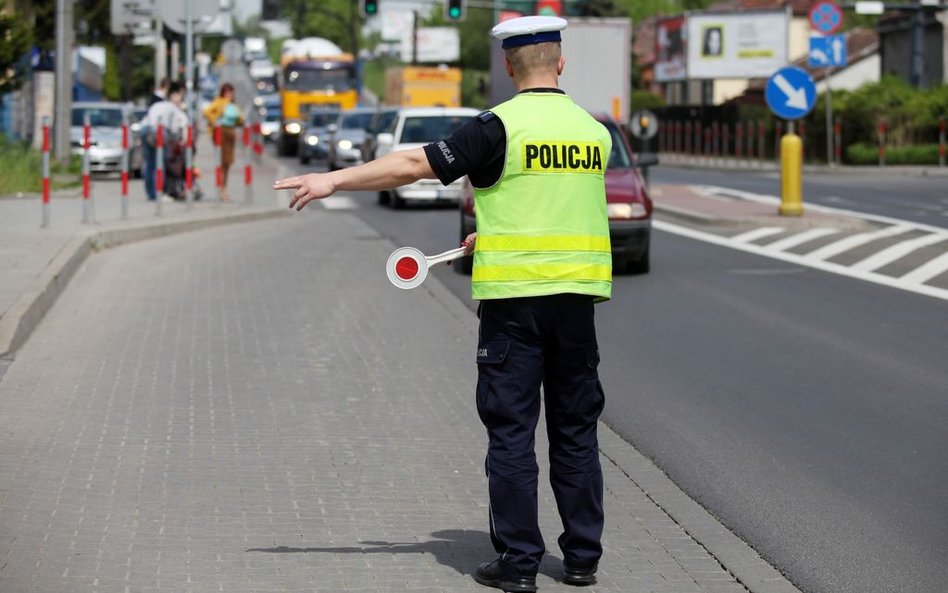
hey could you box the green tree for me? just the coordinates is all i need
[280,0,363,54]
[0,11,32,94]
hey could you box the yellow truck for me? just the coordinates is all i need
[278,37,359,156]
[384,67,461,108]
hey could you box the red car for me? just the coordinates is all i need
[456,114,654,275]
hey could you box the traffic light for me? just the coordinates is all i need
[360,0,379,18]
[444,0,466,22]
[262,0,280,20]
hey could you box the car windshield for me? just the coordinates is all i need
[284,67,354,92]
[400,115,470,144]
[309,111,338,126]
[604,122,632,169]
[72,107,124,127]
[340,112,373,130]
[371,111,399,134]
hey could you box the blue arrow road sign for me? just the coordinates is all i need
[766,67,817,120]
[809,35,848,68]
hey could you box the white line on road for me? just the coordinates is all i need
[899,251,948,284]
[653,220,948,302]
[805,225,912,261]
[764,228,839,251]
[849,232,948,273]
[730,227,785,243]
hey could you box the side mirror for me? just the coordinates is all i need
[635,152,659,168]
[376,132,394,148]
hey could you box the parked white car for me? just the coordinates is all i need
[375,107,480,208]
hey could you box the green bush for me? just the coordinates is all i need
[845,142,942,165]
[0,136,80,195]
[631,89,665,112]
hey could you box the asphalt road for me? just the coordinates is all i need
[652,165,948,228]
[277,153,948,593]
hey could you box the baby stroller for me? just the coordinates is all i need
[163,132,204,201]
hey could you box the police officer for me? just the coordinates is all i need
[274,16,611,593]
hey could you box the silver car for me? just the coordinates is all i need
[71,102,140,175]
[326,108,376,171]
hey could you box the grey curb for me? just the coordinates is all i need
[0,206,290,359]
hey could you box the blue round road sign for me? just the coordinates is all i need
[809,2,844,34]
[766,67,817,120]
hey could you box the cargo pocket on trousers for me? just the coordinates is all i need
[475,341,510,426]
[577,346,605,423]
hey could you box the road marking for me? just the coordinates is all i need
[653,220,948,302]
[849,232,948,272]
[805,225,912,261]
[320,196,357,210]
[731,227,785,243]
[899,251,948,284]
[764,227,839,251]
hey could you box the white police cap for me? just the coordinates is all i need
[491,16,567,50]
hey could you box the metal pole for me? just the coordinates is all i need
[54,0,72,165]
[412,10,419,65]
[41,116,51,228]
[121,114,130,219]
[185,0,194,206]
[939,115,945,167]
[243,124,253,204]
[825,67,834,166]
[156,122,165,216]
[82,112,92,224]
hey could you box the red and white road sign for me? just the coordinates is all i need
[386,246,466,290]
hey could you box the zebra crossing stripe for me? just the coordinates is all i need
[899,251,948,285]
[805,225,912,261]
[764,228,839,251]
[849,232,948,273]
[731,227,785,243]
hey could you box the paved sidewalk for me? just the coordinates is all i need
[0,134,293,358]
[0,206,804,593]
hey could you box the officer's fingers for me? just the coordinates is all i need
[273,176,301,190]
[295,195,313,211]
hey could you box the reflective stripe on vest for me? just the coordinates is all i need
[477,234,612,253]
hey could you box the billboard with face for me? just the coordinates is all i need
[655,16,687,82]
[686,9,789,79]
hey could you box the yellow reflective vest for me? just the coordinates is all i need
[472,92,613,301]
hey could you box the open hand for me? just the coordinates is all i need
[273,173,335,211]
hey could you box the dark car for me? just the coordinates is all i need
[298,108,340,164]
[361,107,400,163]
[457,115,653,275]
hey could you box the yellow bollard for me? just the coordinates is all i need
[779,132,804,216]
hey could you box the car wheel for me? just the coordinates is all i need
[626,244,650,275]
[377,191,390,206]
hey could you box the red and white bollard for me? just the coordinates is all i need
[41,116,51,228]
[214,125,223,202]
[252,121,263,161]
[185,124,194,206]
[82,112,93,223]
[155,122,165,216]
[878,119,887,167]
[243,124,253,204]
[120,116,129,219]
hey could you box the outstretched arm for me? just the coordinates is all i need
[273,147,436,211]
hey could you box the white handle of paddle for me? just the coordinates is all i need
[425,247,467,267]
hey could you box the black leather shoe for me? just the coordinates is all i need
[474,560,538,593]
[563,562,598,586]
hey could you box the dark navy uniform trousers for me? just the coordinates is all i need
[476,294,605,576]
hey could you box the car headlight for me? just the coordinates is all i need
[306,135,319,146]
[284,122,302,134]
[607,203,648,219]
[337,139,353,150]
[253,96,264,106]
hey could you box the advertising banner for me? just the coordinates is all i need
[686,10,789,79]
[655,16,687,82]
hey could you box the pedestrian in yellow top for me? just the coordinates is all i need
[274,15,610,593]
[203,83,244,201]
